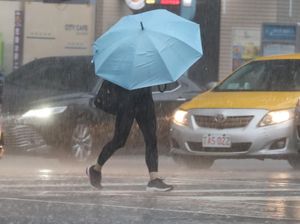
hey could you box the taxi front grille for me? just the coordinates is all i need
[187,141,251,153]
[194,115,254,129]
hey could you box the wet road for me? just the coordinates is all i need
[1,155,300,224]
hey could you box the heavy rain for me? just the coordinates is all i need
[1,0,300,223]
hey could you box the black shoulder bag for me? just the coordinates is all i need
[94,80,120,115]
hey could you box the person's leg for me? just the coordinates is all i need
[135,100,158,175]
[97,109,135,168]
[135,98,173,191]
[87,106,134,189]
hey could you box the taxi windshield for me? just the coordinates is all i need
[214,60,300,92]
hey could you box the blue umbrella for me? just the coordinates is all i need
[93,9,202,90]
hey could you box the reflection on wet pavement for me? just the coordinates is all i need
[1,155,300,223]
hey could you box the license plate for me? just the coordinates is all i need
[202,134,231,148]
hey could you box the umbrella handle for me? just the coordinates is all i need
[158,84,167,93]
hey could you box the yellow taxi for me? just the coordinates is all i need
[170,54,300,169]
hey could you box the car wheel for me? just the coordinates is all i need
[171,154,214,169]
[69,122,94,162]
[287,156,300,170]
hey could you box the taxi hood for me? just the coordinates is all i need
[181,91,300,111]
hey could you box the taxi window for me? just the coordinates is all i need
[215,60,300,91]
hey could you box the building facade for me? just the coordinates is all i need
[0,0,300,87]
[219,0,300,80]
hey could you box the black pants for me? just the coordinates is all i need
[97,92,158,172]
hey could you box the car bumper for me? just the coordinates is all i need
[170,108,299,159]
[3,116,51,154]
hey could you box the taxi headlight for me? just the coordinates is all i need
[22,106,67,119]
[173,109,188,126]
[258,109,294,127]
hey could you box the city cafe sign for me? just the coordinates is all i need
[125,0,145,10]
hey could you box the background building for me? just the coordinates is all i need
[0,0,300,88]
[219,0,300,80]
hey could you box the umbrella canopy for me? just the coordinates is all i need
[93,9,203,90]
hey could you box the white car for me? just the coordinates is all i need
[170,54,300,169]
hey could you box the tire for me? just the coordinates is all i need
[67,118,95,162]
[172,154,214,169]
[287,156,300,170]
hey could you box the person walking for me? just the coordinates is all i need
[86,83,173,192]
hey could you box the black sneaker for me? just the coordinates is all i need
[86,165,102,189]
[146,178,173,192]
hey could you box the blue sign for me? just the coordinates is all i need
[263,24,296,41]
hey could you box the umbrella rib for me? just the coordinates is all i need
[143,30,202,81]
[142,33,173,81]
[149,29,202,55]
[94,33,136,78]
[147,20,202,51]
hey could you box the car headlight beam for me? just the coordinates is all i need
[173,109,188,126]
[22,106,67,119]
[258,109,294,127]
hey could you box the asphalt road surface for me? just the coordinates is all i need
[1,154,300,224]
